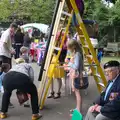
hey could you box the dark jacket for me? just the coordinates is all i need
[23,34,31,47]
[14,31,24,44]
[95,74,120,120]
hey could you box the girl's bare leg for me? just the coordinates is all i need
[74,89,82,112]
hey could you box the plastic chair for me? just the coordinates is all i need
[71,109,83,120]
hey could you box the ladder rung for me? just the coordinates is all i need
[62,11,72,17]
[54,47,61,51]
[86,55,93,58]
[61,27,66,30]
[83,45,89,48]
[85,64,97,67]
[61,17,65,21]
[79,35,84,38]
[79,26,82,30]
[94,73,101,78]
[98,83,105,88]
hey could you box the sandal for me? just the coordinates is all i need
[54,92,61,99]
[47,92,54,98]
[32,113,42,120]
[0,113,7,119]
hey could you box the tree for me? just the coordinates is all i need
[0,0,56,24]
[85,0,120,43]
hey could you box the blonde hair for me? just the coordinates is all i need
[15,58,25,64]
[67,40,84,70]
[20,46,28,53]
[67,40,83,56]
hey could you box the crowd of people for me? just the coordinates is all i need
[0,21,119,120]
[0,0,120,119]
[46,25,120,120]
[0,23,42,120]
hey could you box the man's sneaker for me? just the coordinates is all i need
[32,113,42,120]
[0,113,7,119]
[9,103,14,108]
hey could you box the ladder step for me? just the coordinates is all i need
[85,64,97,67]
[61,17,65,21]
[98,82,105,88]
[94,73,101,78]
[62,11,72,17]
[54,47,61,51]
[83,45,89,48]
[86,55,93,59]
[61,27,66,30]
[79,26,82,30]
[79,35,84,38]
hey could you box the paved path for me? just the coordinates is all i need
[4,63,99,120]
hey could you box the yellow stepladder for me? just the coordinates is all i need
[38,0,107,110]
[40,10,73,109]
[67,0,107,92]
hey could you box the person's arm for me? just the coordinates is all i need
[68,53,80,70]
[2,34,10,51]
[28,65,34,82]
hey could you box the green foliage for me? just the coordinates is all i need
[0,0,120,43]
[0,0,56,24]
[85,0,120,43]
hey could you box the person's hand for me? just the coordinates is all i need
[11,49,16,54]
[95,105,101,112]
[63,64,70,71]
[65,58,70,63]
[89,104,99,112]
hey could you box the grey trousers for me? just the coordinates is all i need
[85,106,112,120]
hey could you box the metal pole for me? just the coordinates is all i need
[38,0,61,81]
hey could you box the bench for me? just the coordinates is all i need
[104,42,120,56]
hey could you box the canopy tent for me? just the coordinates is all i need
[21,23,49,34]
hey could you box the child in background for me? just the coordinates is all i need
[20,47,31,107]
[47,50,65,99]
[30,42,36,62]
[66,40,84,113]
[20,46,29,63]
[97,48,103,63]
[0,63,13,110]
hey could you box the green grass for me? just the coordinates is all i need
[102,56,120,64]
